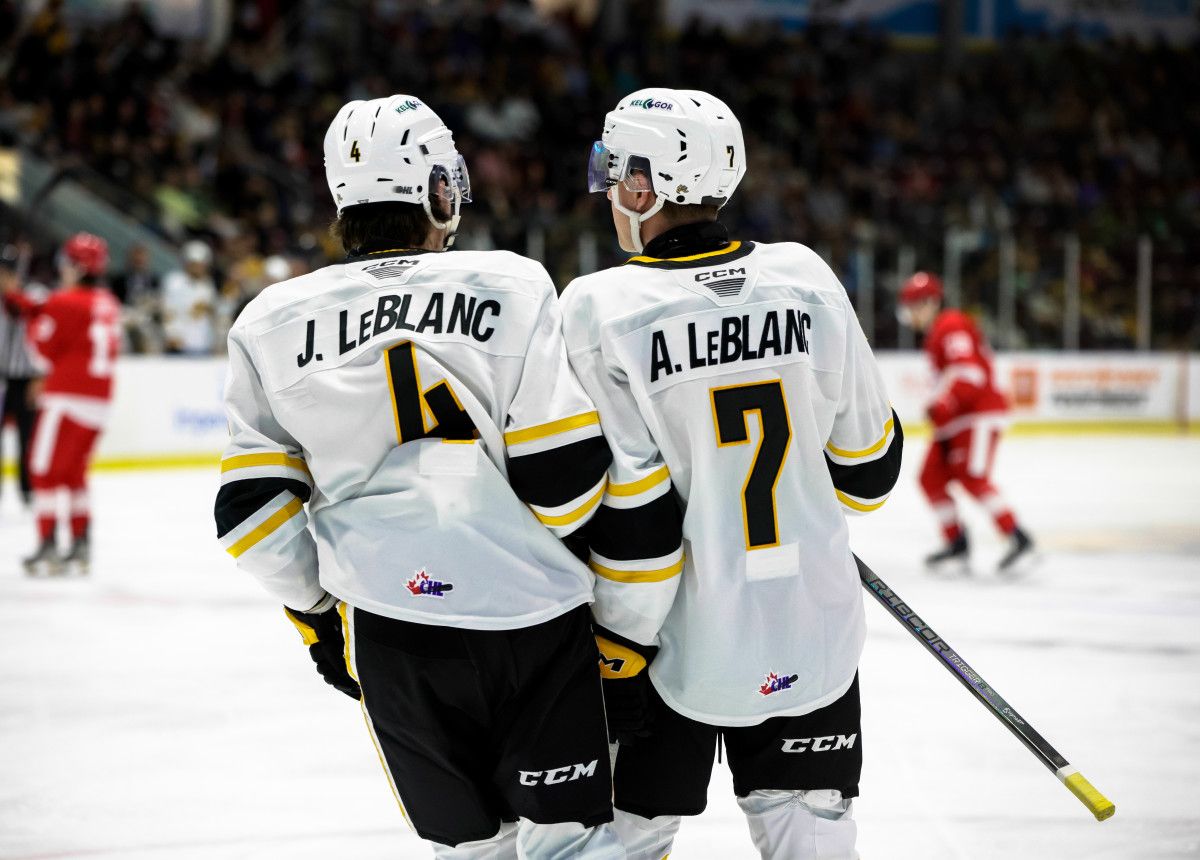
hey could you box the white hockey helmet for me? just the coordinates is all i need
[324,95,471,246]
[588,88,746,252]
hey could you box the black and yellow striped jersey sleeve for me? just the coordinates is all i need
[824,314,904,515]
[504,289,612,538]
[505,411,611,538]
[215,334,325,612]
[560,292,685,647]
[588,465,684,584]
[825,409,903,513]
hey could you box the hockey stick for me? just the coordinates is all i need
[855,554,1116,821]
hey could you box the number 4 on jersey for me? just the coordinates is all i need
[711,380,791,550]
[384,341,477,443]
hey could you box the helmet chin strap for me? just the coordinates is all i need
[613,193,666,254]
[422,187,462,250]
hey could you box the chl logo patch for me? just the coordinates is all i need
[759,672,799,696]
[406,569,453,597]
[781,734,858,754]
[519,759,598,786]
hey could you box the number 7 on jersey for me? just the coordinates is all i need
[710,380,792,550]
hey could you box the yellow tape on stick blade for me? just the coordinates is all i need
[1061,770,1116,821]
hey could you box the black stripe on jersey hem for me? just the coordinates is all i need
[215,477,312,538]
[588,491,683,562]
[624,241,756,270]
[507,436,612,508]
[824,411,904,502]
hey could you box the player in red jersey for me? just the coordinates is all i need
[1,233,121,574]
[898,272,1034,573]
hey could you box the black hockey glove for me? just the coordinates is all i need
[284,604,361,700]
[595,625,658,746]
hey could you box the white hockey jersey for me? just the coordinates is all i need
[216,248,611,630]
[562,226,902,725]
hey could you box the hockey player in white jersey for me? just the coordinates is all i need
[562,88,904,859]
[214,95,623,859]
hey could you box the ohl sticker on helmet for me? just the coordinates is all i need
[629,98,673,111]
[395,99,422,114]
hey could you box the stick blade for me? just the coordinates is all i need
[1063,771,1116,821]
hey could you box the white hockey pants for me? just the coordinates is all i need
[432,819,624,859]
[614,789,857,860]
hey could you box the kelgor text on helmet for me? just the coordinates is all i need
[628,97,674,111]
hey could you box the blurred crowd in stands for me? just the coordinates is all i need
[0,0,1197,354]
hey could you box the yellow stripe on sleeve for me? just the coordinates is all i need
[607,465,670,497]
[590,555,685,583]
[227,497,304,558]
[532,481,606,527]
[835,489,888,513]
[826,416,894,459]
[504,411,600,446]
[221,452,310,475]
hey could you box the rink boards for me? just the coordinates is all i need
[2,352,1198,474]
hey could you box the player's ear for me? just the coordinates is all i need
[622,170,656,213]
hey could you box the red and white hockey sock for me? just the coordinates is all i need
[933,501,963,543]
[70,490,90,541]
[33,490,57,542]
[980,492,1016,535]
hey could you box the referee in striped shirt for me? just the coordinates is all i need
[0,248,40,507]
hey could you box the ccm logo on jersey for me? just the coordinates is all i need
[781,734,858,754]
[694,267,747,282]
[518,759,598,786]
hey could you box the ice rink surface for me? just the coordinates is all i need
[1,434,1198,860]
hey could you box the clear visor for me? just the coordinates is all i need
[429,154,471,205]
[895,303,915,327]
[587,141,618,193]
[587,142,654,195]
